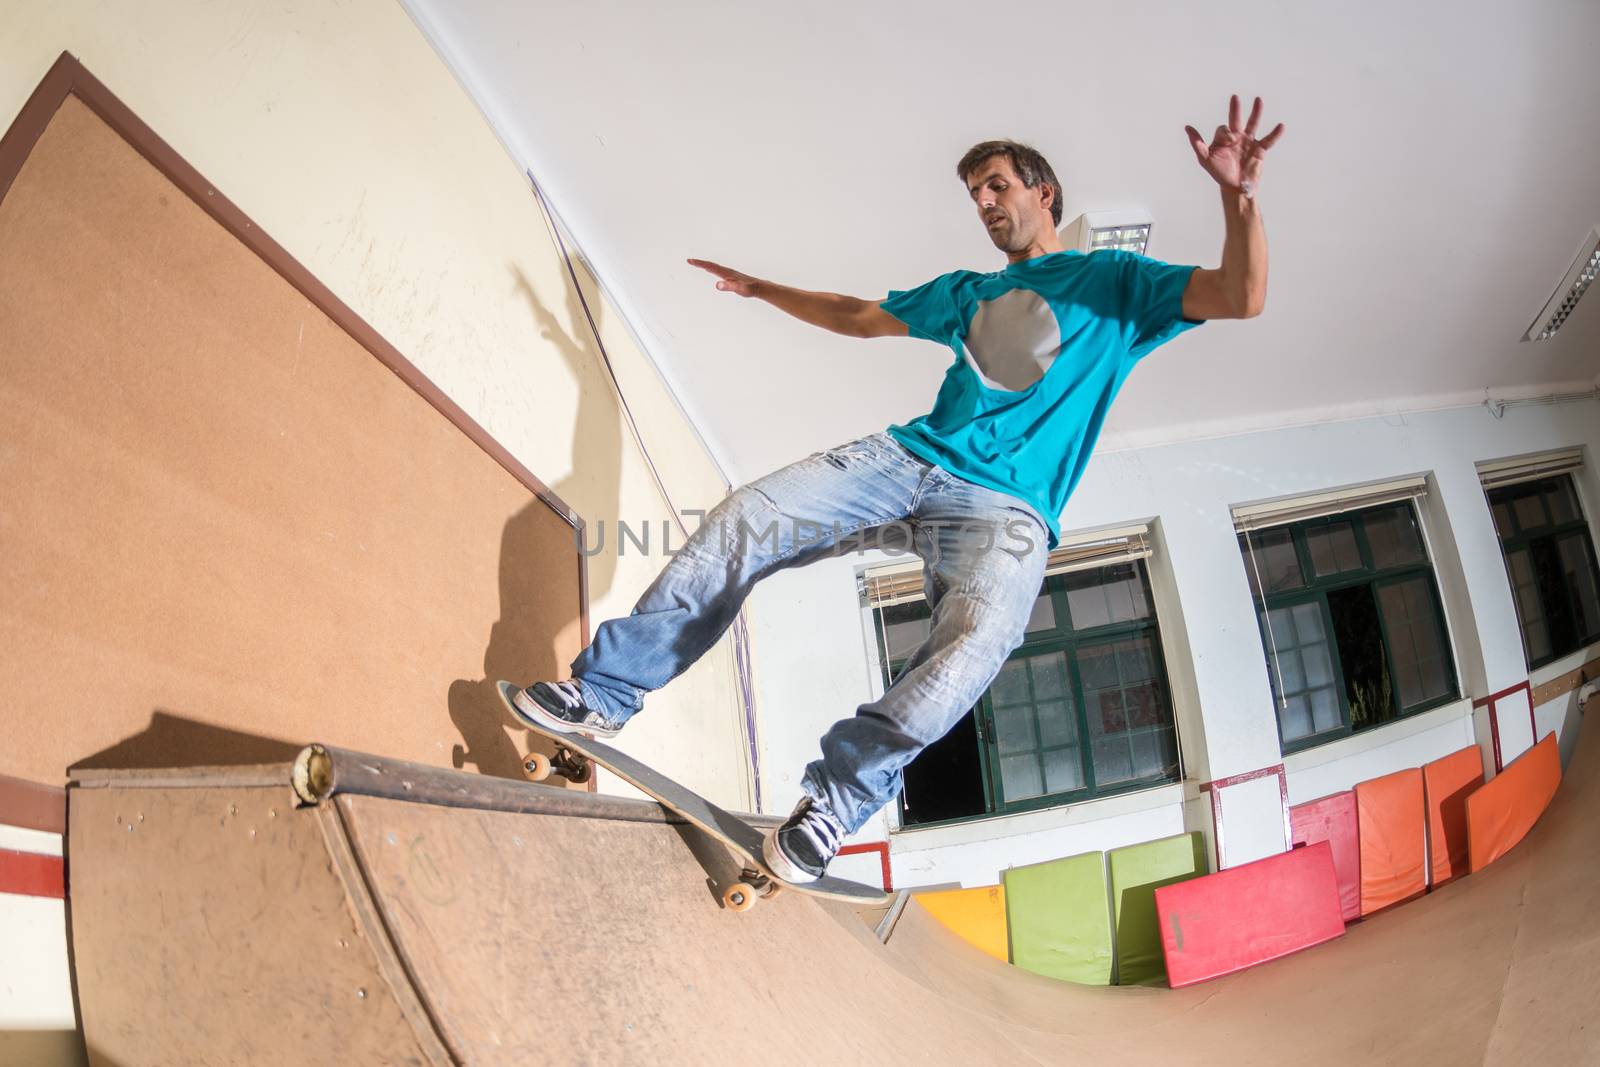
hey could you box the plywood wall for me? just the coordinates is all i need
[0,66,584,784]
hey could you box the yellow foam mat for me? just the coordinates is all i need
[914,884,1009,962]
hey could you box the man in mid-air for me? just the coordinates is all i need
[512,96,1284,885]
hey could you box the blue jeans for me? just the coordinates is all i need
[571,431,1050,833]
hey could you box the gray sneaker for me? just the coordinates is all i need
[509,681,625,739]
[762,794,846,884]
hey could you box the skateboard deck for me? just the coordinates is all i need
[497,681,888,909]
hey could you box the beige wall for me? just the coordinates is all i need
[0,0,751,804]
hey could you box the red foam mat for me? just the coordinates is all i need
[1155,841,1345,988]
[1290,790,1361,922]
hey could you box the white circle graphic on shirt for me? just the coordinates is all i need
[963,288,1063,392]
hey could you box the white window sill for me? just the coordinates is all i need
[1282,697,1475,775]
[887,781,1184,853]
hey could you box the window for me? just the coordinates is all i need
[1239,501,1460,754]
[1486,475,1600,670]
[874,560,1181,829]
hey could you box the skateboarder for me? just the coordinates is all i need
[513,96,1284,884]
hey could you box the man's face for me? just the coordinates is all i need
[966,155,1053,255]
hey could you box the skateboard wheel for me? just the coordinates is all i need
[723,882,758,912]
[522,752,552,782]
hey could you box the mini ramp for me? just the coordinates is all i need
[67,714,1598,1065]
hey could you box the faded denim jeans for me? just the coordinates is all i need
[570,431,1050,834]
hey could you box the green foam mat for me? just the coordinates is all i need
[1108,831,1209,985]
[1003,851,1113,985]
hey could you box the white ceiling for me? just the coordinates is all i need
[405,0,1600,484]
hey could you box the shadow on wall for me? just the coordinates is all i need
[511,259,624,608]
[445,262,629,780]
[67,712,302,771]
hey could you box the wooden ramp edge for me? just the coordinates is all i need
[67,716,1598,1065]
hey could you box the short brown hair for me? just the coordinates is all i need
[956,140,1063,226]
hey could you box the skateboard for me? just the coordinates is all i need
[496,680,888,912]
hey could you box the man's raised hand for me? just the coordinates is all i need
[1184,95,1284,199]
[688,258,760,297]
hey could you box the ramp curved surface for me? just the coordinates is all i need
[67,712,1597,1065]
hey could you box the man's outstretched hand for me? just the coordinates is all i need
[1185,95,1285,200]
[688,258,760,297]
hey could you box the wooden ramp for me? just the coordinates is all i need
[68,714,1599,1065]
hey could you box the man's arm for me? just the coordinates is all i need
[688,259,908,339]
[1178,95,1284,321]
[1182,190,1266,320]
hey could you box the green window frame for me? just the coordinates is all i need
[1486,474,1600,671]
[875,560,1182,830]
[1239,501,1461,756]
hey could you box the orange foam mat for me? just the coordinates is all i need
[1355,767,1426,916]
[1423,746,1484,887]
[1469,733,1561,873]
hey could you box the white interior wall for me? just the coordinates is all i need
[896,800,1186,892]
[1494,687,1539,767]
[748,397,1600,886]
[1215,776,1289,867]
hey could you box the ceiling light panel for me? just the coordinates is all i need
[1524,225,1600,342]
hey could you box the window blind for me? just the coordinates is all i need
[1232,476,1428,533]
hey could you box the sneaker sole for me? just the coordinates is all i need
[761,832,822,884]
[509,686,622,740]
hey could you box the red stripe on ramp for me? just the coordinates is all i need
[0,848,64,898]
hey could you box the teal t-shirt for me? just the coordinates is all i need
[880,249,1203,548]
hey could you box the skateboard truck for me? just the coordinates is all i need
[723,866,784,912]
[521,746,593,784]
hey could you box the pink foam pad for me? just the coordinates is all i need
[1290,790,1361,922]
[1155,841,1345,988]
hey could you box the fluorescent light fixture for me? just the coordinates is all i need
[1524,225,1600,341]
[1061,210,1153,256]
[1088,223,1151,254]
